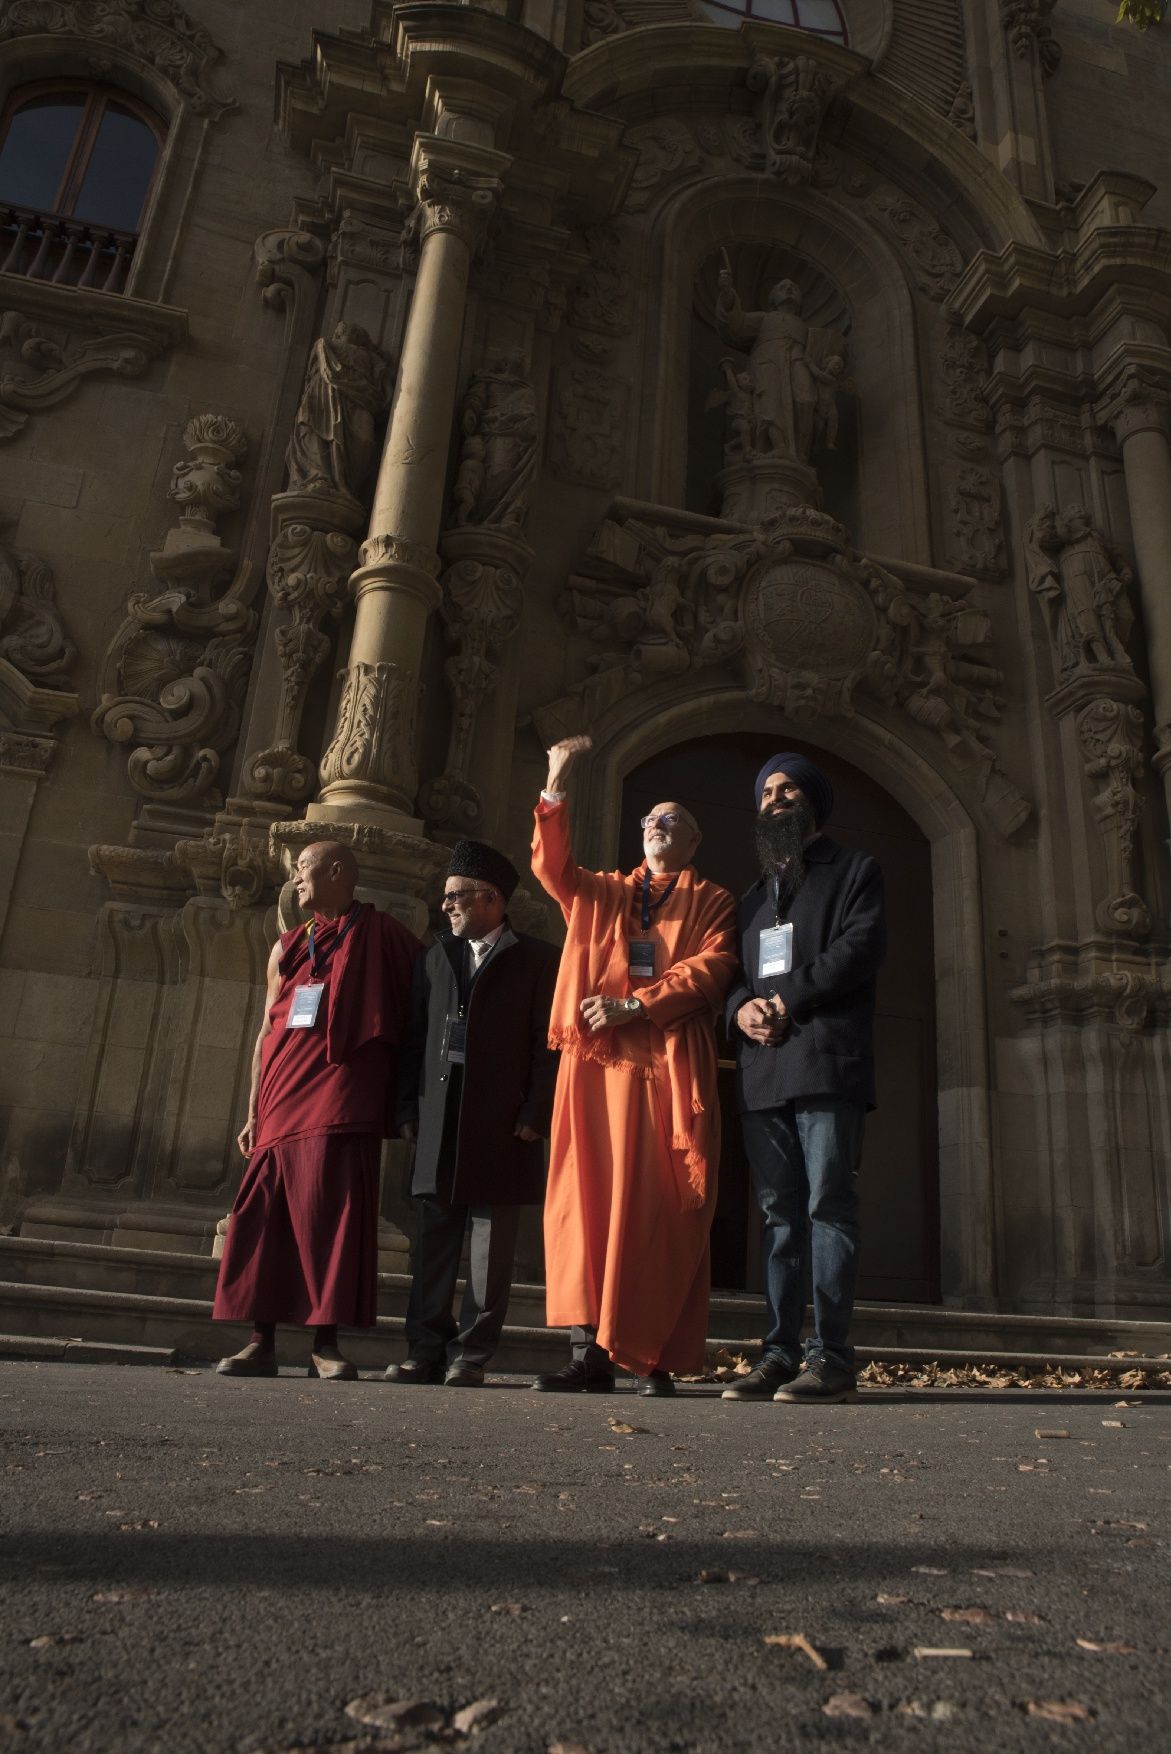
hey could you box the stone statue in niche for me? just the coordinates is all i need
[714,270,847,467]
[1024,505,1134,676]
[451,348,538,531]
[284,321,390,504]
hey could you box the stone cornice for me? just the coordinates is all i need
[0,275,188,350]
[950,232,1171,337]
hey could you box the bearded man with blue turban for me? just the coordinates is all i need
[722,753,886,1406]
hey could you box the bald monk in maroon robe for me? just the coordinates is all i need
[213,840,420,1380]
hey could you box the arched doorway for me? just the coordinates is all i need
[621,731,940,1303]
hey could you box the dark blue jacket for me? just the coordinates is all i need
[725,837,886,1111]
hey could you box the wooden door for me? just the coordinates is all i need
[620,732,940,1303]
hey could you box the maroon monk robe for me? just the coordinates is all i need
[213,904,420,1329]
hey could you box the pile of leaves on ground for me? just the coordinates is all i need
[695,1348,1171,1392]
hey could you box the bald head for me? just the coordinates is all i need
[292,839,359,919]
[642,799,701,874]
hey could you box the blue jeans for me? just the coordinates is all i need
[741,1099,865,1373]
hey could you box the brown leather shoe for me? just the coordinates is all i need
[308,1352,358,1381]
[216,1343,278,1378]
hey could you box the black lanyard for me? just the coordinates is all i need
[305,903,360,979]
[641,868,680,933]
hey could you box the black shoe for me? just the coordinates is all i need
[384,1357,445,1384]
[443,1363,485,1387]
[773,1359,857,1403]
[720,1355,801,1401]
[636,1369,675,1397]
[532,1359,615,1394]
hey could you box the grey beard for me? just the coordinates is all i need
[755,801,815,905]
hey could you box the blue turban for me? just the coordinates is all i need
[753,753,834,826]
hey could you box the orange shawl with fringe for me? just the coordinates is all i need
[532,799,737,1209]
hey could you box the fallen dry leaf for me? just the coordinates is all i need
[941,1607,992,1625]
[28,1633,81,1649]
[763,1633,828,1670]
[1076,1638,1137,1654]
[913,1647,973,1659]
[1101,1420,1125,1429]
[1035,1429,1069,1440]
[344,1697,446,1732]
[451,1699,501,1736]
[1005,1609,1045,1625]
[1025,1701,1094,1723]
[876,1593,912,1606]
[823,1693,874,1719]
[897,1700,959,1720]
[548,1742,592,1754]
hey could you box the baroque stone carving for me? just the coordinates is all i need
[419,537,527,835]
[1012,944,1170,1034]
[746,53,841,186]
[0,306,170,442]
[318,660,416,796]
[1001,0,1062,77]
[451,350,538,533]
[549,364,628,490]
[949,466,1007,578]
[1024,506,1134,678]
[940,321,992,429]
[401,149,504,258]
[866,187,965,300]
[537,507,1030,837]
[92,415,258,806]
[0,0,234,118]
[284,322,391,507]
[566,225,632,337]
[242,519,359,805]
[0,523,74,682]
[625,119,701,212]
[1073,694,1149,939]
[947,82,977,142]
[254,225,328,320]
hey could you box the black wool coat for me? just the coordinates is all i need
[393,926,560,1205]
[725,836,887,1111]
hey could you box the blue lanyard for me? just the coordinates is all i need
[305,903,359,979]
[641,868,679,933]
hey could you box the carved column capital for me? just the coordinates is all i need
[1001,0,1062,76]
[1097,369,1171,444]
[406,137,507,256]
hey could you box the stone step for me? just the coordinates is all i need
[1,1231,1170,1377]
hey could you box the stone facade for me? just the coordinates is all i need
[1,0,1169,1318]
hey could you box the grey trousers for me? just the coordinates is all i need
[405,1197,522,1369]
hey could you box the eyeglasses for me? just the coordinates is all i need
[441,887,493,907]
[641,813,682,830]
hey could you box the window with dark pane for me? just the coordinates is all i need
[0,81,164,292]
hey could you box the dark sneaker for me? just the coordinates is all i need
[773,1359,857,1403]
[721,1355,800,1401]
[532,1359,615,1393]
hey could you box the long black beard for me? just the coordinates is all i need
[755,801,815,907]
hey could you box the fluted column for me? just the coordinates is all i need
[312,136,507,827]
[1101,372,1171,841]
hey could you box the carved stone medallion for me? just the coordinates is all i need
[743,557,876,681]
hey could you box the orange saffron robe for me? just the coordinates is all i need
[532,799,738,1376]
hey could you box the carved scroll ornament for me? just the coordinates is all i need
[0,0,235,117]
[92,415,258,806]
[0,306,171,443]
[746,53,841,187]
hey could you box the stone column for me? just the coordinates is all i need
[311,136,508,830]
[1102,375,1171,839]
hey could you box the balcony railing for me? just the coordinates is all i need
[1,203,137,293]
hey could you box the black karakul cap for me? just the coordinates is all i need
[447,839,519,901]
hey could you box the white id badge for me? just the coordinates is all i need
[629,939,656,980]
[445,1019,467,1065]
[758,923,794,979]
[287,983,324,1028]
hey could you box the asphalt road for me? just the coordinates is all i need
[1,1364,1168,1754]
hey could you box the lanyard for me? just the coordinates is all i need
[641,867,680,933]
[305,903,360,979]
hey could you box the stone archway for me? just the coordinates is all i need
[564,686,996,1311]
[621,730,939,1302]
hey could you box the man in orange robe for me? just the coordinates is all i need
[213,840,420,1381]
[530,734,738,1395]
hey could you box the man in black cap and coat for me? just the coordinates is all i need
[387,840,560,1386]
[722,753,886,1405]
